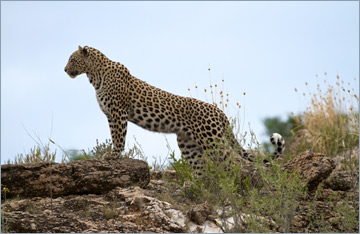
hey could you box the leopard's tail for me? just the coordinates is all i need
[269,133,285,160]
[226,128,285,161]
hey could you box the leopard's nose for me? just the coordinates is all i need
[64,68,67,72]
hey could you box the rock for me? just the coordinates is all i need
[187,201,214,225]
[1,159,150,199]
[324,171,356,191]
[2,186,186,233]
[282,151,335,191]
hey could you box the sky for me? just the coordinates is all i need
[1,1,359,164]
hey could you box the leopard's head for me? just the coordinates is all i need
[64,46,91,78]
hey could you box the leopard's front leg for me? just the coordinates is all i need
[103,109,128,160]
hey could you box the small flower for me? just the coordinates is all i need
[214,84,217,87]
[243,92,246,96]
[348,90,350,93]
[188,88,190,92]
[305,82,308,86]
[195,85,198,89]
[324,72,327,75]
[226,99,229,102]
[337,74,340,79]
[222,79,224,82]
[208,68,211,71]
[204,89,207,92]
[294,88,298,92]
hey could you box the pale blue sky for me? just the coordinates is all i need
[1,1,359,164]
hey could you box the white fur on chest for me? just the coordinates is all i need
[96,91,111,117]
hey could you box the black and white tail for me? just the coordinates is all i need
[269,133,285,160]
[227,129,285,162]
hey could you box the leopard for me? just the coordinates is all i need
[64,46,285,176]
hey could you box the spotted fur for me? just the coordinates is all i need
[65,46,285,176]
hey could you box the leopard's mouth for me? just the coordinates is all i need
[69,71,79,78]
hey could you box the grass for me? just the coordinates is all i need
[168,141,306,232]
[294,73,359,157]
[104,206,116,220]
[5,123,67,164]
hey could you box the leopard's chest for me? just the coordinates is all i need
[96,91,111,117]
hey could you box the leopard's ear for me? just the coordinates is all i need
[78,45,89,57]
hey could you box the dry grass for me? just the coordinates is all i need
[294,74,359,157]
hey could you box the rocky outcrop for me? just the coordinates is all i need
[1,159,150,199]
[282,151,335,191]
[187,202,214,225]
[2,186,185,233]
[1,182,225,233]
[324,171,356,191]
[1,150,357,233]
